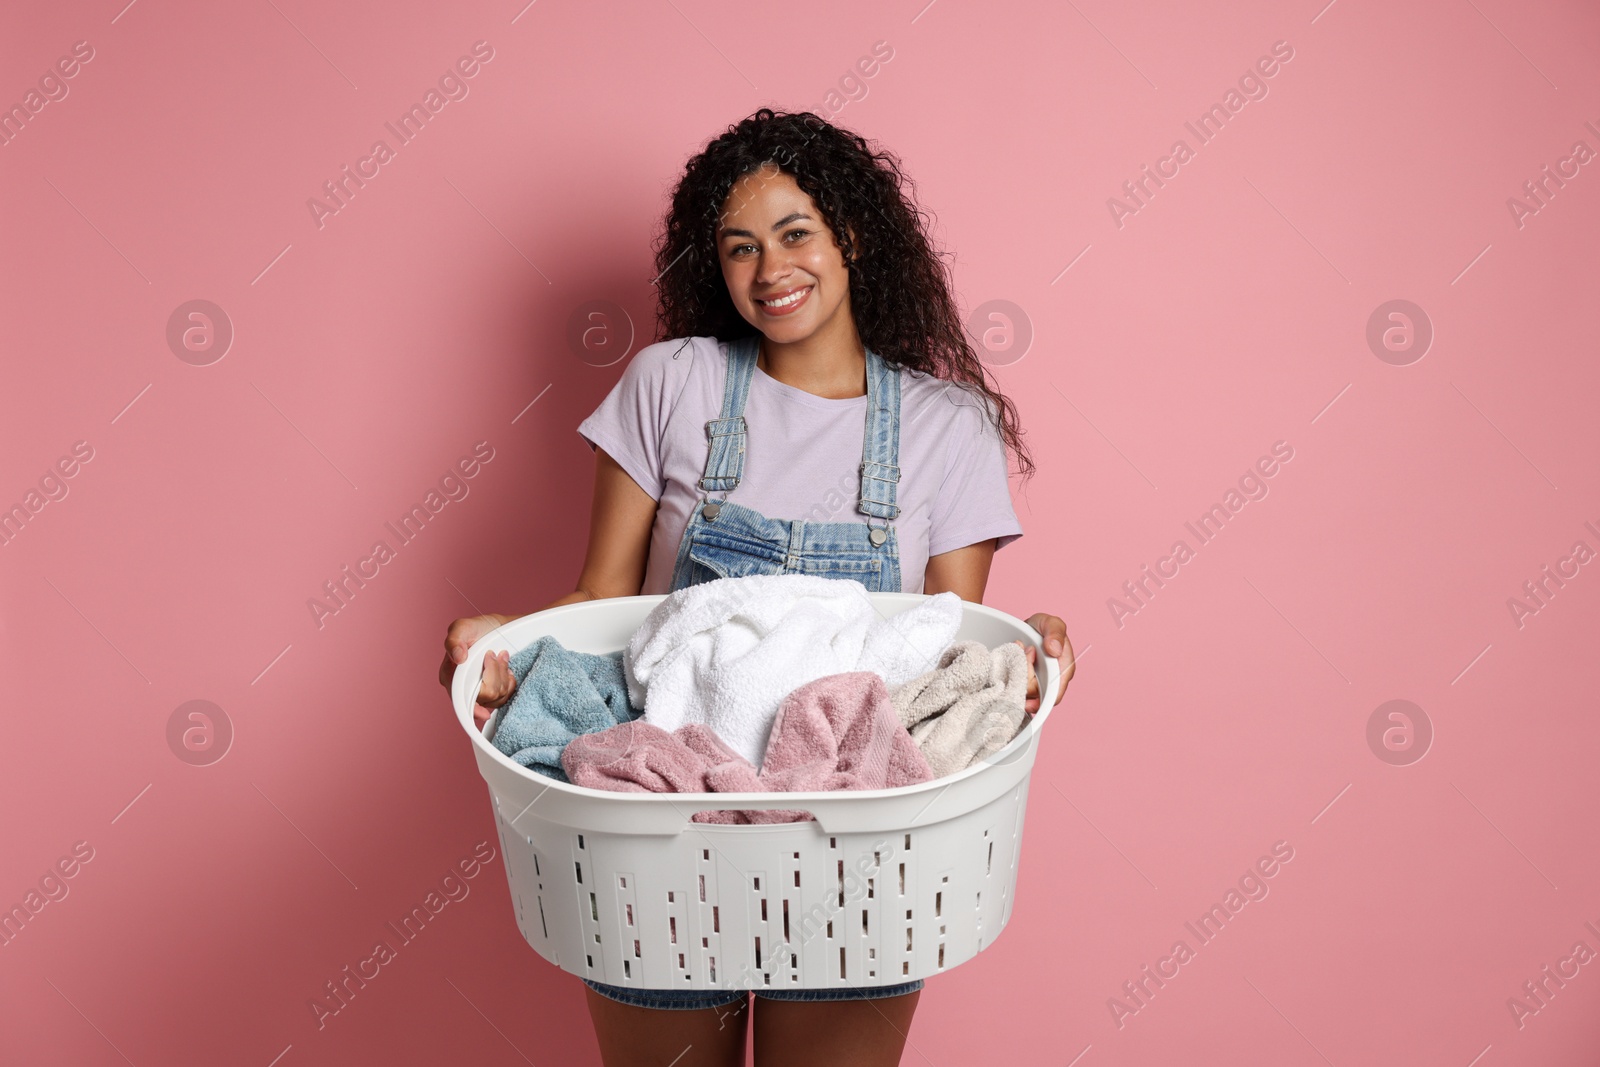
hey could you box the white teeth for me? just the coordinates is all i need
[759,286,810,307]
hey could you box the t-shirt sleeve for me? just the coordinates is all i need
[927,388,1024,557]
[575,338,694,501]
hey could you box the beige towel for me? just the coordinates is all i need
[890,640,1030,777]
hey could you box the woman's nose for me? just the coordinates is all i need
[754,244,796,283]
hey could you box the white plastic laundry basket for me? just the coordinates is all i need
[451,593,1061,992]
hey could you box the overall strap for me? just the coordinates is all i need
[857,347,902,521]
[697,335,759,493]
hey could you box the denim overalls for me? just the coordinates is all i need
[584,333,925,1011]
[666,333,905,593]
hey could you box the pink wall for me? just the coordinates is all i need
[3,0,1598,1063]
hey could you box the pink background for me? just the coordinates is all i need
[3,0,1598,1063]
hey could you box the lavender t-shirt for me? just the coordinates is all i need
[576,335,1023,595]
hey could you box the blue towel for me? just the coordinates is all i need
[491,635,643,781]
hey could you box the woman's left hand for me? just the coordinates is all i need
[1020,613,1075,714]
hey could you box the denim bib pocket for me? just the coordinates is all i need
[686,535,785,581]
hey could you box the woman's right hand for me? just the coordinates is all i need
[440,614,517,728]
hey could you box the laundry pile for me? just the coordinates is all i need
[489,574,1033,820]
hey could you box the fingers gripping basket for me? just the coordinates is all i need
[451,593,1061,992]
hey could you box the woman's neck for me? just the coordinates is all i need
[756,321,868,400]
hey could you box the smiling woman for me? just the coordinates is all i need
[718,169,858,372]
[440,107,1077,1067]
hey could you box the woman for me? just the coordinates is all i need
[439,108,1076,1067]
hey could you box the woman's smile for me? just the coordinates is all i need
[716,165,854,346]
[755,283,814,315]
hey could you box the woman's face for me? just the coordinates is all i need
[716,164,853,344]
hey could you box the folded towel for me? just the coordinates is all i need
[891,640,1030,777]
[563,670,934,823]
[624,574,961,766]
[491,636,643,781]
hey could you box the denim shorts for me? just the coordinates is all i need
[583,976,923,1011]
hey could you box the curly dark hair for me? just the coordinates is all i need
[651,107,1035,485]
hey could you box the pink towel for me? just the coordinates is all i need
[562,671,934,823]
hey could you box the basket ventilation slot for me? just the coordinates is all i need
[503,772,1029,988]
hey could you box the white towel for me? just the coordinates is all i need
[625,574,961,767]
[859,591,967,691]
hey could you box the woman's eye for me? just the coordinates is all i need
[727,232,806,256]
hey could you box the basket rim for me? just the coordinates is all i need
[451,592,1061,805]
